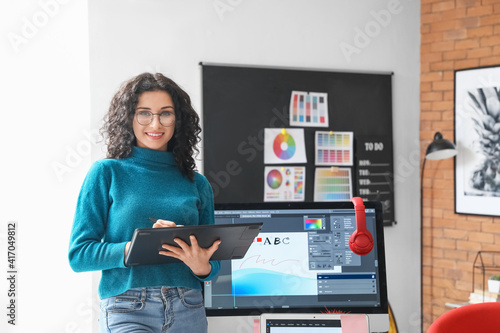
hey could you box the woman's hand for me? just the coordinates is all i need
[159,235,221,277]
[153,219,221,277]
[152,219,182,228]
[124,241,131,257]
[124,219,177,258]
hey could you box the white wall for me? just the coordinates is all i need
[1,0,421,332]
[1,1,93,332]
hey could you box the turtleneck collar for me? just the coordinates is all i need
[130,146,176,166]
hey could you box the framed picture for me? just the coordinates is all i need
[455,65,500,216]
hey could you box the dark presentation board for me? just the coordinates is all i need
[201,63,395,226]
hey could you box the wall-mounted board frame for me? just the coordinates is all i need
[201,63,396,226]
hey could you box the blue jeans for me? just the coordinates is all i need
[99,287,207,333]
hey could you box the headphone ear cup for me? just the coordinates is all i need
[349,197,374,256]
[349,229,374,255]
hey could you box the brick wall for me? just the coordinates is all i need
[421,0,500,330]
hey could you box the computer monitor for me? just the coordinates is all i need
[204,201,389,333]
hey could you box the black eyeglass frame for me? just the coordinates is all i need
[135,111,176,127]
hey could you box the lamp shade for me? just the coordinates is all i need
[425,132,457,160]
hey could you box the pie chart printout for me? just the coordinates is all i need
[263,128,307,165]
[273,132,296,160]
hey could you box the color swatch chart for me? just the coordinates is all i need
[315,131,353,166]
[314,167,352,202]
[289,91,329,127]
[264,166,305,202]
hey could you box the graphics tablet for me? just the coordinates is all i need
[124,223,263,266]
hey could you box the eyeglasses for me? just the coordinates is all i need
[135,110,175,127]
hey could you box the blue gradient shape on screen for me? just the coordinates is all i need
[232,268,316,296]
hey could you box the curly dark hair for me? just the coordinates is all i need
[100,72,201,181]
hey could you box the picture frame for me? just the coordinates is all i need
[455,65,500,216]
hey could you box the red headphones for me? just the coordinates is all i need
[349,197,374,255]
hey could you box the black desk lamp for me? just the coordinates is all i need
[425,132,458,161]
[421,131,457,331]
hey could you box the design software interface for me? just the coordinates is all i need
[204,205,384,312]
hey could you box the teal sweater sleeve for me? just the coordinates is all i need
[68,161,128,272]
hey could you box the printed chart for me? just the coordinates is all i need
[315,131,353,166]
[264,166,305,202]
[289,91,329,127]
[314,167,352,202]
[264,128,307,164]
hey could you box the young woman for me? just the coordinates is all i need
[69,73,220,333]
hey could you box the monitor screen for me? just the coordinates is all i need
[266,319,341,333]
[204,201,388,321]
[260,313,346,333]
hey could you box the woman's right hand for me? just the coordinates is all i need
[124,219,182,260]
[152,219,183,228]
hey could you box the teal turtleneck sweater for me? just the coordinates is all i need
[68,146,220,299]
